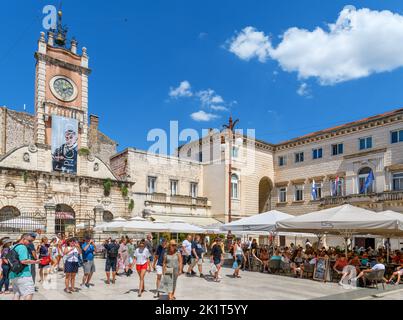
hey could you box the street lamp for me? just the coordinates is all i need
[222,116,239,224]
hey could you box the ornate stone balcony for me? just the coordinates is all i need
[320,191,403,208]
[143,193,211,207]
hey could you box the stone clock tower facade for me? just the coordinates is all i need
[34,15,89,150]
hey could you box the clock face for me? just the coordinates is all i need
[53,78,74,101]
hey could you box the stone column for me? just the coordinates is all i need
[45,202,56,236]
[94,204,104,226]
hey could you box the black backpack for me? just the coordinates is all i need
[5,244,26,274]
[108,244,119,259]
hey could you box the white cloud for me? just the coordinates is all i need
[197,89,226,109]
[228,26,272,63]
[227,6,403,85]
[169,81,193,98]
[210,105,229,111]
[297,83,311,97]
[190,110,219,122]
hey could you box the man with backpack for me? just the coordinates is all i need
[7,233,41,300]
[104,238,119,284]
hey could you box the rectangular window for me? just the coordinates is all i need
[295,185,304,201]
[332,143,344,156]
[391,130,403,144]
[190,182,198,198]
[232,146,239,158]
[278,156,286,167]
[147,176,157,193]
[359,137,373,150]
[330,178,344,197]
[295,152,304,163]
[311,183,322,200]
[392,173,403,191]
[312,148,323,160]
[279,188,287,203]
[170,180,178,196]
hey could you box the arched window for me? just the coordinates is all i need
[103,211,114,222]
[358,167,374,194]
[231,174,239,199]
[0,206,21,222]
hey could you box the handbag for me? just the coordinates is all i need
[40,256,51,266]
[232,260,238,269]
[165,267,174,274]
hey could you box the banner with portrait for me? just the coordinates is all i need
[51,115,78,174]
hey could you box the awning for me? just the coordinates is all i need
[150,215,222,227]
[56,212,75,220]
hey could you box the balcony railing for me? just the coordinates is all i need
[143,193,210,207]
[320,191,403,207]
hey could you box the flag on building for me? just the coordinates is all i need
[361,170,374,194]
[311,179,317,200]
[333,176,340,196]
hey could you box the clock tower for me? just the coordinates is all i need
[34,10,90,149]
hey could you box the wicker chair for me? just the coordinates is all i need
[269,259,281,274]
[363,269,385,289]
[303,263,315,279]
[280,261,291,274]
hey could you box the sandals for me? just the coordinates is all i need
[64,288,72,294]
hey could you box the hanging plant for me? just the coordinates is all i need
[103,178,112,196]
[78,147,91,156]
[121,184,129,197]
[128,199,134,212]
[22,171,29,184]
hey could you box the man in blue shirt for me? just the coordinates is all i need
[81,236,96,288]
[153,238,167,298]
[9,233,41,300]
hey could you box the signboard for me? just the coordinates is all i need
[313,258,330,282]
[51,115,78,174]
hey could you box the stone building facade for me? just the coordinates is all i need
[0,20,131,239]
[1,15,402,241]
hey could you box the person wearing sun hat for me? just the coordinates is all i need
[160,239,183,300]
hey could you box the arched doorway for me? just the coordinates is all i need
[358,167,374,194]
[259,177,273,213]
[55,204,75,236]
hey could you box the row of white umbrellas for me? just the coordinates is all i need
[93,216,206,234]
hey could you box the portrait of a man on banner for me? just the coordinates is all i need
[51,115,78,174]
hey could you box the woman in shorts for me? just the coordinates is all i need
[232,238,246,278]
[386,264,403,286]
[37,237,51,283]
[63,238,82,294]
[133,239,151,297]
[210,238,223,282]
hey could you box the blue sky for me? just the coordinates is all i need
[1,0,403,153]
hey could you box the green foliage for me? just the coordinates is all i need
[103,178,112,196]
[121,184,129,197]
[22,171,28,183]
[78,147,90,156]
[128,199,135,212]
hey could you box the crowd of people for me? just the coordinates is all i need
[1,233,402,300]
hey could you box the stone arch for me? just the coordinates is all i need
[0,206,21,222]
[52,194,79,213]
[55,203,76,236]
[259,177,273,213]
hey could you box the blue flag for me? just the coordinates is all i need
[361,170,374,194]
[311,180,317,200]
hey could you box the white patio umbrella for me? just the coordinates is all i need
[276,204,403,256]
[376,210,403,262]
[94,217,127,232]
[0,217,46,231]
[121,216,168,233]
[164,219,205,233]
[221,210,294,232]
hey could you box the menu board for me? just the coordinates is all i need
[313,258,330,282]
